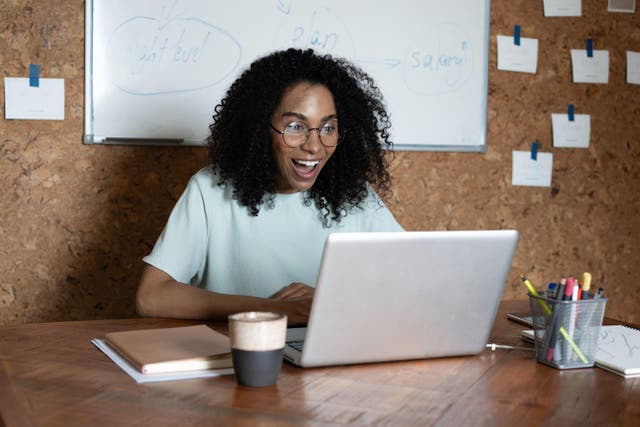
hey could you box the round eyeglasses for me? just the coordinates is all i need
[270,121,340,148]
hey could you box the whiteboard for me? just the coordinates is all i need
[84,0,490,151]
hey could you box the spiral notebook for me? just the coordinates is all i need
[521,324,640,378]
[594,325,640,378]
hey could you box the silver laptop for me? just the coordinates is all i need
[283,230,519,367]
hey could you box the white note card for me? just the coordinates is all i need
[4,77,65,120]
[552,114,590,148]
[544,0,582,16]
[571,50,609,83]
[512,151,553,187]
[627,51,640,85]
[497,35,539,74]
[608,0,635,12]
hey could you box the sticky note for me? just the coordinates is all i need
[512,151,553,187]
[497,35,539,74]
[552,113,590,148]
[571,49,609,83]
[4,77,65,120]
[543,0,582,16]
[627,51,640,85]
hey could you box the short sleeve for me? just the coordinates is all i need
[143,175,209,284]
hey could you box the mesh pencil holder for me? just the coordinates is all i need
[528,293,607,369]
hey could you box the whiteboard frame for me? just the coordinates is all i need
[83,1,490,152]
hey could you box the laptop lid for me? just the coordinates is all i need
[295,230,519,367]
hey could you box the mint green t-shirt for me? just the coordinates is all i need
[143,167,403,297]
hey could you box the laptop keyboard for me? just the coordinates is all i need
[287,340,304,352]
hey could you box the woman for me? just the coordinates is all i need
[135,48,403,325]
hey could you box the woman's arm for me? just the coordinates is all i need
[135,264,312,326]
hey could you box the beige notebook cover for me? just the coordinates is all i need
[104,324,231,374]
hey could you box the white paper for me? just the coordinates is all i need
[608,0,635,12]
[571,50,609,83]
[627,51,640,85]
[497,35,539,74]
[512,151,553,187]
[92,339,234,384]
[544,0,582,16]
[552,113,590,148]
[4,77,65,120]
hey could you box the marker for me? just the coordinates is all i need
[581,273,592,298]
[571,279,579,301]
[519,274,588,363]
[566,277,580,362]
[546,282,558,299]
[563,277,575,301]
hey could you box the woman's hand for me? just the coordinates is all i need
[136,265,314,326]
[269,282,315,300]
[269,282,314,326]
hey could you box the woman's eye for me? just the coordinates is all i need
[285,122,306,134]
[321,124,337,134]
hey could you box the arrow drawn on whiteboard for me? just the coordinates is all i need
[356,58,402,69]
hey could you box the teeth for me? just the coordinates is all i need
[294,159,319,167]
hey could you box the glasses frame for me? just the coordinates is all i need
[270,122,341,148]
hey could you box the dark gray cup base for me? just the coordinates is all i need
[232,348,284,387]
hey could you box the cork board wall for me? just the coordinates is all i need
[1,0,639,326]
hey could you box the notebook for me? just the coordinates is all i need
[521,325,640,378]
[102,324,232,374]
[283,230,520,367]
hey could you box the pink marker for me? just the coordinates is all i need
[563,277,575,301]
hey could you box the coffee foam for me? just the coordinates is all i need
[228,312,287,351]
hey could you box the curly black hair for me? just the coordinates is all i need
[208,48,393,226]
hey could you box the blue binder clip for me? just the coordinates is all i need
[568,104,575,122]
[514,25,521,46]
[531,141,539,161]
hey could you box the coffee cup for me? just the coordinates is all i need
[228,312,287,387]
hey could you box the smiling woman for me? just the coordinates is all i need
[135,48,403,326]
[268,83,338,194]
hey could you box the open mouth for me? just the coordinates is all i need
[291,159,320,177]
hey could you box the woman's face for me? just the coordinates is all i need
[269,83,338,194]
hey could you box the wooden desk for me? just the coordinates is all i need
[1,300,638,427]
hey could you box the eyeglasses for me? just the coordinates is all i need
[270,120,340,148]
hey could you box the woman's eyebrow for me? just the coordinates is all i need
[280,112,338,122]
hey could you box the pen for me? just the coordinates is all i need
[543,304,562,361]
[546,279,573,362]
[520,274,588,364]
[576,284,604,350]
[555,279,566,303]
[486,343,535,352]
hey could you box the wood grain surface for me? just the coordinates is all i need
[1,301,638,427]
